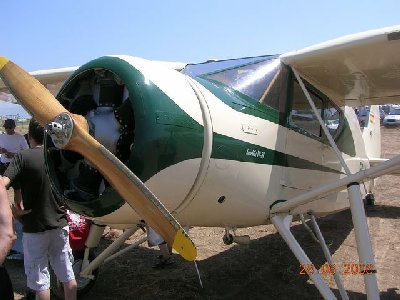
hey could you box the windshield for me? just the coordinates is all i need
[389,108,400,115]
[182,55,276,77]
[183,56,286,104]
[204,58,282,101]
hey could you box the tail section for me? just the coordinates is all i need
[362,105,381,160]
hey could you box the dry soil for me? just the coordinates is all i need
[6,127,400,300]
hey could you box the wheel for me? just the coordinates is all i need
[50,249,98,299]
[365,193,375,206]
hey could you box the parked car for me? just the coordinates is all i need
[326,119,339,130]
[383,108,400,127]
[379,108,386,124]
[357,107,370,127]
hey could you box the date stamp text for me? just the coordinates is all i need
[299,263,375,276]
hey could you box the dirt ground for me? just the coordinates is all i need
[6,127,400,300]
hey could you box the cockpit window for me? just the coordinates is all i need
[289,79,343,139]
[290,80,323,137]
[183,56,289,113]
[324,102,341,137]
[204,58,282,102]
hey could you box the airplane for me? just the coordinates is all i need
[1,25,400,300]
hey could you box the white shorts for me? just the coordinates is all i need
[23,226,75,291]
[146,226,164,246]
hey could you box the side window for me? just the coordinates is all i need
[324,102,341,137]
[290,80,322,137]
[289,78,343,140]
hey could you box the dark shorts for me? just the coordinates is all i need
[0,265,14,300]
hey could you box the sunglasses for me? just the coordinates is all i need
[4,126,13,129]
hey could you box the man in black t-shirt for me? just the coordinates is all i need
[2,119,77,300]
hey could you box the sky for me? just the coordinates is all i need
[3,0,399,72]
[0,102,31,118]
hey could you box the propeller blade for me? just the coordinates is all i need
[0,57,67,125]
[0,57,197,261]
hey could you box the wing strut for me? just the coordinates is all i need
[292,67,351,175]
[273,67,381,299]
[271,154,400,213]
[308,213,349,299]
[271,214,337,300]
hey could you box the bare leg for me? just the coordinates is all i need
[35,289,50,300]
[152,242,175,268]
[63,279,77,300]
[158,242,172,259]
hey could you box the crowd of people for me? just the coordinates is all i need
[0,118,29,261]
[0,118,77,300]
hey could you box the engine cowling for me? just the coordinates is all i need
[45,56,207,220]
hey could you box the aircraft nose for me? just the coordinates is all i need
[0,56,197,261]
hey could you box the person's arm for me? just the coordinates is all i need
[20,135,29,151]
[0,177,16,264]
[2,176,31,219]
[2,176,11,189]
[13,189,23,210]
[12,188,31,219]
[3,153,22,189]
[4,151,16,159]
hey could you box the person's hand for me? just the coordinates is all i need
[4,151,15,159]
[11,204,32,220]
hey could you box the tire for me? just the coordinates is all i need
[50,249,99,299]
[365,194,375,206]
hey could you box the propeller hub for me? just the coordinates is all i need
[46,112,74,149]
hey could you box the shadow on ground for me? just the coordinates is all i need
[7,206,399,300]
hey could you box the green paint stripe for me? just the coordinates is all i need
[211,133,343,174]
[195,77,355,157]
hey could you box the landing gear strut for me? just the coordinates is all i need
[222,228,250,245]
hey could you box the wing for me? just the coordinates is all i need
[0,60,186,103]
[280,25,400,107]
[0,66,78,103]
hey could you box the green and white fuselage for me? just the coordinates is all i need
[45,55,376,229]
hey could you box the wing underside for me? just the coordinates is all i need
[0,67,78,103]
[0,59,186,104]
[280,25,400,107]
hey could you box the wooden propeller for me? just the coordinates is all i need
[0,57,197,261]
